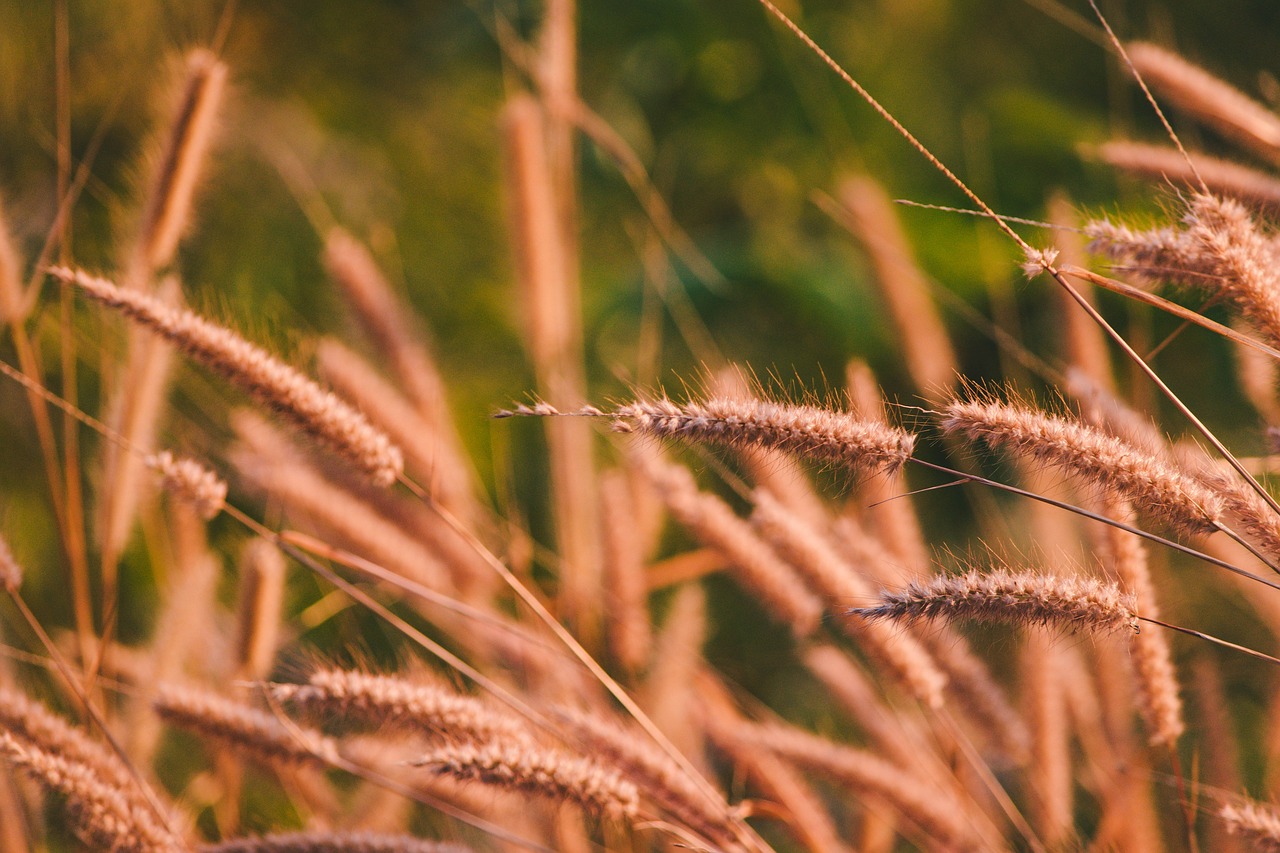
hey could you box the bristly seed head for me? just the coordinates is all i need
[413,741,640,819]
[54,266,404,486]
[145,451,227,520]
[1021,246,1059,279]
[851,568,1140,635]
[942,395,1223,536]
[496,395,916,475]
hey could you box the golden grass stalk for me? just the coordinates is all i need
[154,683,338,769]
[0,678,23,853]
[321,230,449,425]
[828,512,915,592]
[321,231,477,520]
[751,489,947,709]
[609,395,917,474]
[413,741,640,820]
[321,231,444,416]
[1194,658,1247,853]
[1048,195,1114,389]
[1126,42,1280,161]
[735,748,851,853]
[0,200,25,324]
[131,48,226,275]
[199,832,472,853]
[0,732,185,853]
[446,609,600,701]
[1022,630,1073,847]
[55,266,403,485]
[845,360,931,571]
[128,504,222,763]
[1221,800,1280,851]
[342,734,536,831]
[502,93,601,642]
[1062,368,1169,455]
[1016,470,1079,844]
[503,96,576,376]
[599,469,652,674]
[854,567,1140,635]
[942,395,1223,535]
[239,408,490,596]
[1099,498,1184,748]
[273,667,530,744]
[1181,194,1280,346]
[1095,756,1165,853]
[838,174,958,402]
[0,685,185,848]
[233,539,286,681]
[1095,140,1280,215]
[712,366,828,520]
[111,45,226,574]
[146,450,226,520]
[745,720,987,852]
[640,583,707,759]
[930,632,1035,762]
[552,706,740,850]
[642,459,823,636]
[99,278,179,577]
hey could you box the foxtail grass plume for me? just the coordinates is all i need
[154,683,338,769]
[54,267,403,485]
[274,667,530,745]
[413,741,640,820]
[615,396,916,474]
[145,451,226,520]
[942,394,1223,535]
[500,393,917,474]
[132,48,227,275]
[838,174,959,402]
[1089,194,1280,347]
[1221,800,1280,851]
[0,732,184,853]
[642,459,824,636]
[853,568,1140,635]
